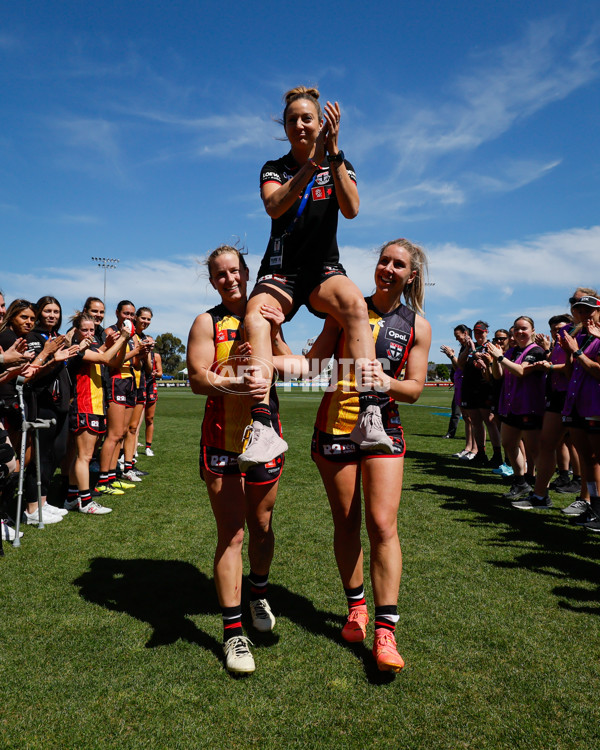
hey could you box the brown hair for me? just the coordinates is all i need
[281,86,322,126]
[378,238,428,316]
[0,299,36,335]
[513,316,535,330]
[71,311,95,329]
[205,245,249,279]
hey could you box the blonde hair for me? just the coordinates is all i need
[204,244,249,279]
[572,286,599,298]
[378,238,428,316]
[281,85,322,124]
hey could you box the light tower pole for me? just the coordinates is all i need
[91,257,120,308]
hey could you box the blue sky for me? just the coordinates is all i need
[2,1,599,360]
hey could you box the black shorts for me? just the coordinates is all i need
[136,386,147,406]
[545,390,567,414]
[255,263,347,321]
[311,426,406,464]
[199,445,284,486]
[108,377,135,408]
[0,398,23,431]
[562,405,588,431]
[461,391,493,410]
[0,428,15,471]
[586,418,600,434]
[70,412,106,435]
[145,381,158,405]
[500,413,543,431]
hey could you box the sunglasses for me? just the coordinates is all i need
[493,337,508,342]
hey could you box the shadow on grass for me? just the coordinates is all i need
[406,448,600,616]
[73,559,407,683]
[263,584,398,684]
[73,557,222,658]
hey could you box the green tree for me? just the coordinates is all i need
[435,363,450,380]
[154,333,185,375]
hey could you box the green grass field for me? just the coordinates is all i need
[2,388,599,749]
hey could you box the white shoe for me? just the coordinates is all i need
[122,469,142,482]
[237,422,288,473]
[1,519,23,540]
[43,503,68,517]
[23,508,63,525]
[350,404,393,453]
[250,599,276,632]
[145,447,154,457]
[223,636,255,674]
[78,500,112,515]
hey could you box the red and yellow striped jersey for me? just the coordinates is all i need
[201,304,280,453]
[70,349,105,416]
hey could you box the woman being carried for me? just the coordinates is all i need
[239,85,392,471]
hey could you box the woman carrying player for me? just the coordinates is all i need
[239,85,392,471]
[187,245,289,675]
[303,238,431,673]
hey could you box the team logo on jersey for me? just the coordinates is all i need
[385,327,410,344]
[311,186,332,201]
[387,341,405,361]
[315,172,330,186]
[215,329,239,343]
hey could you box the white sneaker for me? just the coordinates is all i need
[250,599,276,632]
[43,503,68,517]
[122,469,142,482]
[145,447,154,457]
[350,405,393,453]
[23,508,62,525]
[223,636,255,674]
[78,500,112,515]
[237,422,288,473]
[1,519,23,540]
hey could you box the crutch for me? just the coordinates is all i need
[12,377,55,548]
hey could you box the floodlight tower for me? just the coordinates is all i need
[91,257,120,307]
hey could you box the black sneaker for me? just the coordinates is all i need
[503,483,533,500]
[583,518,600,532]
[549,474,571,491]
[130,468,149,477]
[575,506,600,526]
[554,478,582,495]
[470,452,489,467]
[511,492,552,510]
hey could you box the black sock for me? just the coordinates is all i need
[344,584,366,611]
[67,485,79,502]
[79,490,92,508]
[124,461,133,472]
[251,404,271,427]
[97,473,109,487]
[359,392,379,411]
[374,605,398,633]
[222,605,243,641]
[558,469,570,479]
[248,570,269,599]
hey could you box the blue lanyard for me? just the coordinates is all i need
[283,172,318,237]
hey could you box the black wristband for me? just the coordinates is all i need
[573,349,583,358]
[328,150,344,164]
[497,355,504,363]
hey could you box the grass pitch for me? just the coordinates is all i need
[1,388,599,749]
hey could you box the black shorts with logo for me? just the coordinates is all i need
[499,413,543,431]
[199,445,284,486]
[255,263,348,321]
[311,426,406,464]
[109,377,135,408]
[70,412,107,435]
